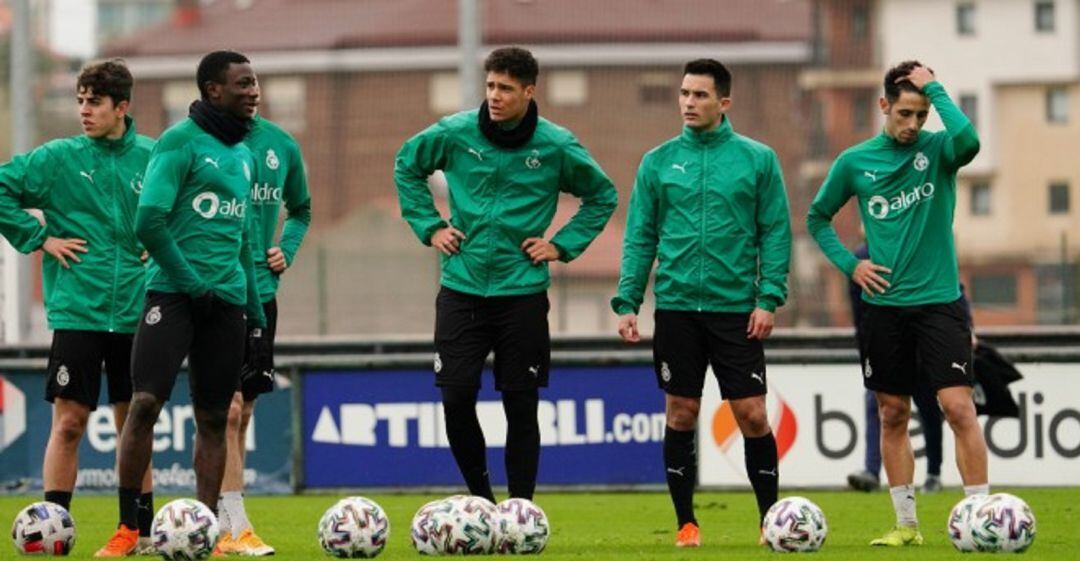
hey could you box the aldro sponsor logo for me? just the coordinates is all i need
[867,183,935,220]
[192,192,246,219]
[251,183,283,205]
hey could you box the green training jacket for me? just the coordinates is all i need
[395,109,617,297]
[136,118,265,327]
[612,117,791,315]
[0,116,153,333]
[245,116,311,303]
[807,81,979,307]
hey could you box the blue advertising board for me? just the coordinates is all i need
[0,371,291,494]
[302,366,666,488]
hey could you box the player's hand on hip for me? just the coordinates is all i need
[618,313,641,343]
[431,226,466,256]
[42,237,87,269]
[747,308,774,340]
[267,246,288,273]
[521,238,559,264]
[900,64,936,90]
[853,259,892,296]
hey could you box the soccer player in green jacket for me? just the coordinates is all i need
[215,113,311,557]
[97,50,265,557]
[0,59,156,552]
[612,59,791,548]
[807,61,989,547]
[396,47,616,502]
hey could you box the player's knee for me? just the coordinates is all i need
[52,412,88,445]
[940,398,976,428]
[196,407,229,436]
[226,399,243,431]
[878,402,911,430]
[441,386,479,415]
[127,393,163,427]
[739,410,770,436]
[665,399,699,430]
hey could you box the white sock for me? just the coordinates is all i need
[964,484,990,497]
[889,485,918,527]
[216,497,232,536]
[222,492,251,535]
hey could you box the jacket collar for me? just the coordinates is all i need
[681,115,734,146]
[87,115,136,153]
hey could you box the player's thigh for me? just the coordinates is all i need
[492,291,550,392]
[702,312,767,400]
[45,330,108,411]
[131,292,194,403]
[189,302,246,412]
[653,310,709,398]
[103,332,135,405]
[860,303,916,395]
[434,287,492,388]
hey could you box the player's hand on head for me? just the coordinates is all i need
[521,238,560,265]
[431,226,466,256]
[899,65,936,90]
[617,313,641,343]
[267,246,288,273]
[42,237,88,269]
[746,308,774,340]
[853,259,892,296]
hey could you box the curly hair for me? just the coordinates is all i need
[884,60,925,103]
[484,47,539,86]
[77,59,134,103]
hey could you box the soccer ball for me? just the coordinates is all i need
[493,498,549,554]
[761,496,828,553]
[968,493,1036,553]
[948,494,989,552]
[410,495,497,555]
[151,499,219,561]
[10,501,76,555]
[318,497,390,558]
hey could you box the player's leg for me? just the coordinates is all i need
[862,304,922,546]
[491,291,549,501]
[911,385,943,492]
[848,389,882,491]
[98,294,192,557]
[105,333,156,553]
[653,310,708,547]
[187,299,246,513]
[917,299,988,496]
[435,287,496,502]
[707,312,776,531]
[213,391,244,554]
[42,331,102,512]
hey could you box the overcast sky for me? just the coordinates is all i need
[48,0,96,59]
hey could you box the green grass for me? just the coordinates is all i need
[2,488,1071,559]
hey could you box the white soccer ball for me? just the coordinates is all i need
[410,495,497,555]
[948,494,989,552]
[493,498,549,554]
[761,496,828,553]
[150,499,219,561]
[968,493,1036,553]
[318,497,390,558]
[10,501,76,556]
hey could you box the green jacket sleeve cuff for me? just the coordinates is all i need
[610,297,639,316]
[755,298,777,313]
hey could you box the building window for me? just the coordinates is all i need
[971,273,1017,307]
[261,76,306,135]
[547,70,587,107]
[809,100,827,159]
[970,182,991,216]
[162,80,198,126]
[956,3,976,35]
[1049,182,1070,214]
[851,5,868,40]
[1046,87,1068,123]
[852,92,874,132]
[639,73,673,106]
[959,93,978,128]
[429,72,461,115]
[1036,264,1075,324]
[1035,1,1055,32]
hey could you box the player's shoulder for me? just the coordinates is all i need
[642,135,683,165]
[133,134,156,154]
[154,119,200,152]
[834,136,881,167]
[729,132,780,164]
[436,110,480,134]
[251,117,298,144]
[533,117,578,146]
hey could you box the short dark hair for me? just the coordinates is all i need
[683,59,732,97]
[484,47,539,86]
[884,60,925,103]
[196,50,250,99]
[77,59,134,104]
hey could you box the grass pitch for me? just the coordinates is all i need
[2,488,1070,559]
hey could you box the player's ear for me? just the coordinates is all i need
[878,96,890,115]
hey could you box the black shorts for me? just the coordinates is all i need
[860,298,974,395]
[130,291,246,411]
[45,330,134,410]
[240,298,277,401]
[433,286,550,391]
[653,309,766,400]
